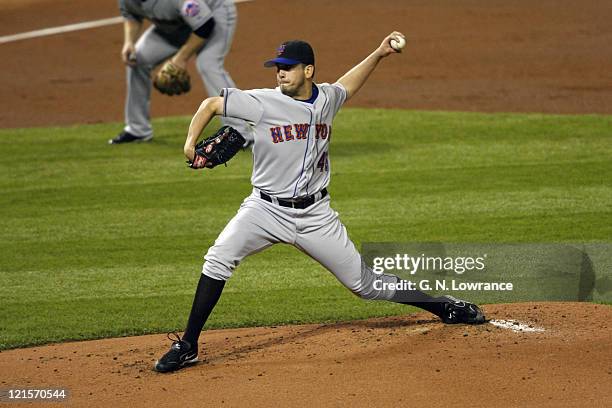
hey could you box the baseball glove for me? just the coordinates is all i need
[188,126,246,169]
[153,61,191,96]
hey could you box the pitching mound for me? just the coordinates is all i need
[1,302,610,407]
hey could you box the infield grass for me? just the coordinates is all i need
[1,109,611,349]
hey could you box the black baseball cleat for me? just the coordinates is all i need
[440,295,486,324]
[154,332,198,373]
[108,131,152,144]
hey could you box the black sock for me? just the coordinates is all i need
[390,281,446,318]
[182,274,226,348]
[406,300,445,318]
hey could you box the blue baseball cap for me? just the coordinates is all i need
[264,40,315,67]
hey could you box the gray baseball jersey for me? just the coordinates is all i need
[202,83,400,302]
[119,0,242,138]
[120,0,224,37]
[222,84,345,198]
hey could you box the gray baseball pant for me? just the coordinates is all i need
[202,190,400,300]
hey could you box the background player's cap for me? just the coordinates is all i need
[264,40,315,67]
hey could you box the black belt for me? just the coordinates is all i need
[260,188,328,209]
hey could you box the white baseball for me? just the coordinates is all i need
[390,36,406,51]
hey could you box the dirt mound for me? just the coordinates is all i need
[1,302,610,407]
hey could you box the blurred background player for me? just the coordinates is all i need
[110,0,244,144]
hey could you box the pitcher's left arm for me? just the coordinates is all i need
[337,31,405,101]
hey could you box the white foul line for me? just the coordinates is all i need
[0,17,123,44]
[489,319,545,333]
[0,0,254,45]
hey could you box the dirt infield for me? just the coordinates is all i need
[1,0,612,129]
[1,303,611,407]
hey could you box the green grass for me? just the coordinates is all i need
[1,109,611,349]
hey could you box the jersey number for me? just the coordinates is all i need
[317,152,329,172]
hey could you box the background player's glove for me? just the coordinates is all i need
[188,126,246,169]
[153,61,191,96]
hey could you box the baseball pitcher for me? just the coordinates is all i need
[154,32,485,373]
